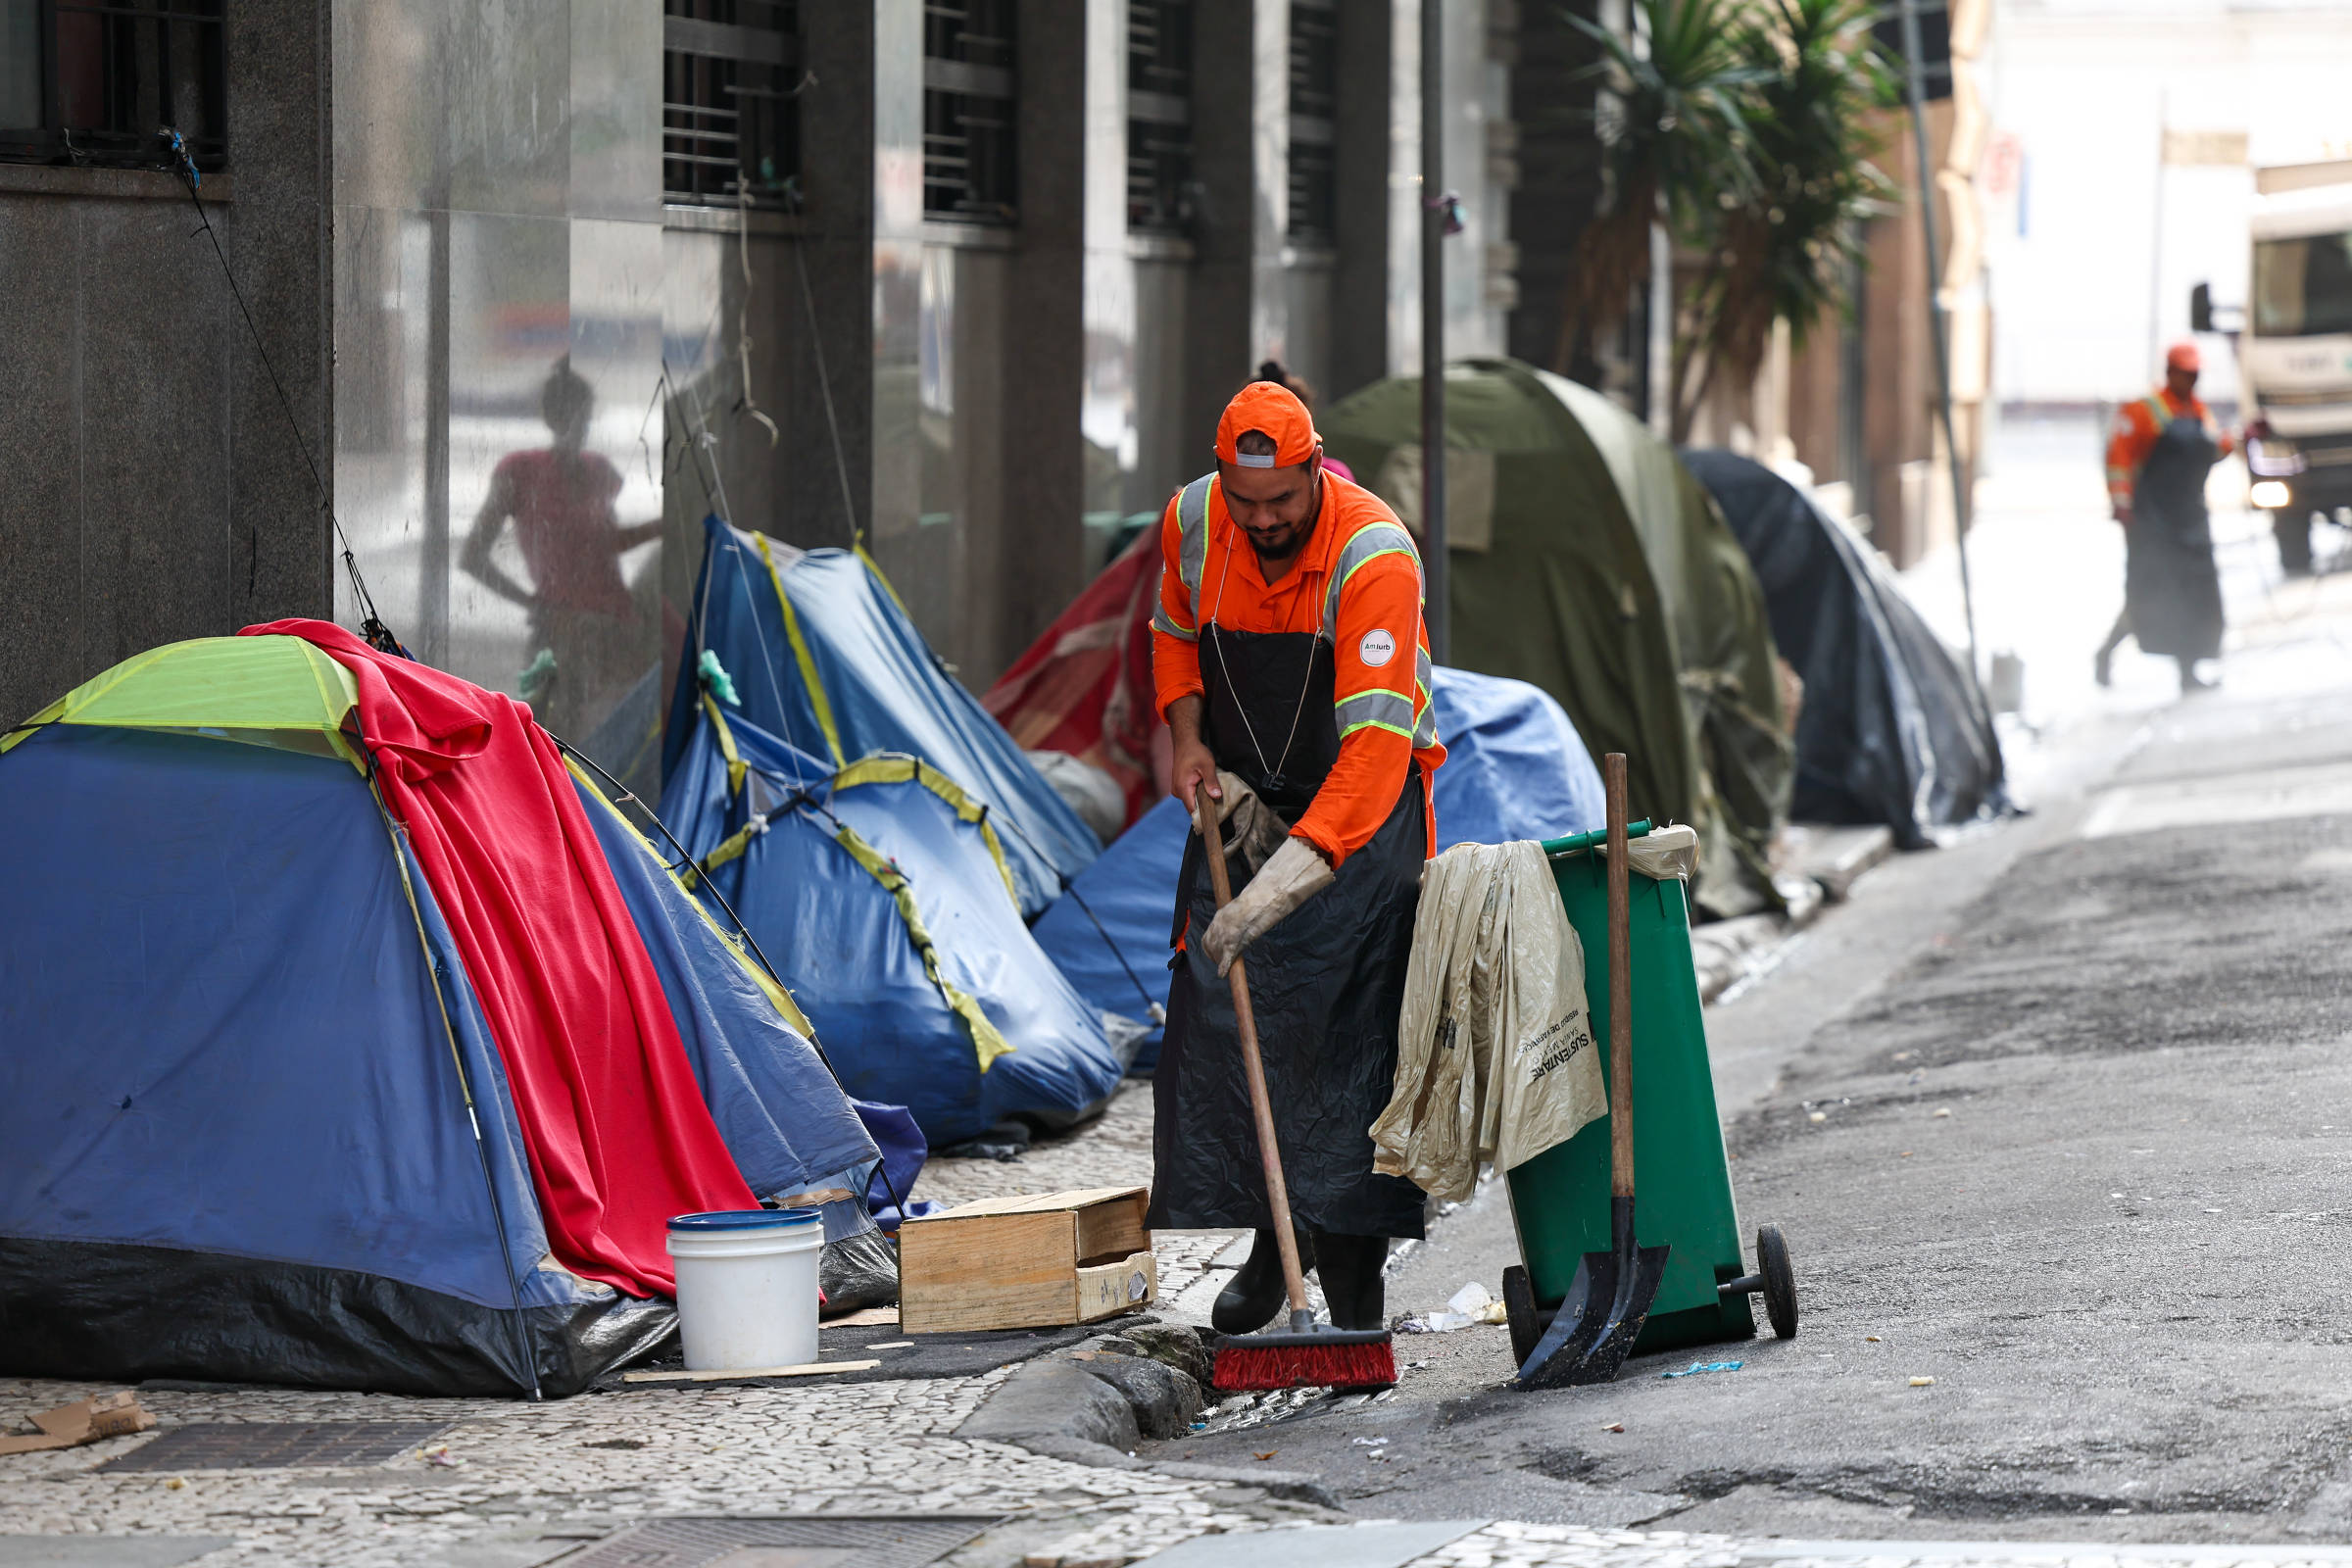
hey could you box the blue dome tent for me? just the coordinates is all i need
[660,701,1126,1146]
[666,517,1101,917]
[0,637,878,1397]
[1031,666,1608,1072]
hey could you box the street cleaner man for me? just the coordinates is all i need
[1145,379,1445,1334]
[2095,341,2235,693]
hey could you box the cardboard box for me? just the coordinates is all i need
[0,1392,154,1456]
[898,1186,1156,1333]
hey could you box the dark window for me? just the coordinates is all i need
[0,0,226,171]
[663,0,801,207]
[923,0,1017,223]
[1872,0,1949,101]
[1127,0,1193,234]
[1287,0,1336,245]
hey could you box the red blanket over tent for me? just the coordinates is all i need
[241,620,755,1298]
[980,530,1166,831]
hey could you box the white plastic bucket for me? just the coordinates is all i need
[665,1207,823,1372]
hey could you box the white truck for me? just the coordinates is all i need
[2194,158,2352,574]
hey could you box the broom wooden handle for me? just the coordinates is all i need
[1603,754,1634,1201]
[1196,782,1311,1321]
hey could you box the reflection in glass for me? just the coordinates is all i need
[460,357,662,742]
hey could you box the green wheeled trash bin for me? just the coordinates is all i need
[1500,821,1797,1372]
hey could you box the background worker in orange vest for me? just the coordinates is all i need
[1147,380,1445,1335]
[2095,342,2236,692]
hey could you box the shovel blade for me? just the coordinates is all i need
[1516,1241,1672,1390]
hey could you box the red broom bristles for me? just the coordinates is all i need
[1212,1338,1396,1392]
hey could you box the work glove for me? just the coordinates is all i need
[1191,769,1291,875]
[1200,836,1336,975]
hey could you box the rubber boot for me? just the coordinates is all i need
[1309,1230,1391,1331]
[1212,1228,1313,1336]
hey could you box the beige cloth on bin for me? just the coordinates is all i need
[1608,821,1699,882]
[1371,840,1608,1203]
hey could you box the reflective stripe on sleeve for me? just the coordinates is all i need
[1152,606,1199,641]
[1178,474,1213,625]
[1321,520,1422,642]
[1411,646,1437,745]
[1335,688,1416,739]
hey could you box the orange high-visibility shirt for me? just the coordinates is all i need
[1151,470,1446,866]
[2106,387,2235,514]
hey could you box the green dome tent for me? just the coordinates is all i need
[1323,358,1791,916]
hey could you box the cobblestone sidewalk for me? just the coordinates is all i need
[14,1085,2285,1568]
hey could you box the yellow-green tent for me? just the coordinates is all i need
[1324,359,1790,915]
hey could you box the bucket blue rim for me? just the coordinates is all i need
[667,1206,820,1232]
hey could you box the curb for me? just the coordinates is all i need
[952,1327,1342,1511]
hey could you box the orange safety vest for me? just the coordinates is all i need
[2107,388,2233,513]
[1150,469,1445,866]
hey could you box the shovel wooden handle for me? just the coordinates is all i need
[1195,781,1311,1322]
[1603,754,1635,1201]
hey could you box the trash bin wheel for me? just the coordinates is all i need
[1502,1263,1542,1368]
[1756,1224,1797,1339]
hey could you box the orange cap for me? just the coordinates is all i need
[2166,341,2201,373]
[1216,381,1319,469]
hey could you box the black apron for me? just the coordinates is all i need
[1147,620,1429,1240]
[2126,413,2226,662]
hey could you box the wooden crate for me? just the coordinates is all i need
[897,1186,1156,1334]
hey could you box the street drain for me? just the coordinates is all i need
[100,1421,452,1473]
[554,1515,999,1568]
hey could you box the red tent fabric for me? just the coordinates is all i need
[241,620,756,1298]
[981,530,1166,831]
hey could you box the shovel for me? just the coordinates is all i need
[1517,752,1670,1390]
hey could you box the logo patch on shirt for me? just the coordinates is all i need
[1358,628,1398,668]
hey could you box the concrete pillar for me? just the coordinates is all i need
[974,0,1100,682]
[1184,0,1290,454]
[1330,0,1402,404]
[788,7,889,552]
[0,0,331,726]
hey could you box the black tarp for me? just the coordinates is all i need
[1684,451,2008,848]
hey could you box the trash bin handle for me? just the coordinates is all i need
[1541,818,1652,859]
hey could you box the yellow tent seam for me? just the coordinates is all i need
[833,822,1014,1073]
[563,755,816,1038]
[834,754,1019,910]
[366,784,477,1107]
[753,531,846,766]
[856,542,911,616]
[0,698,65,757]
[702,692,748,801]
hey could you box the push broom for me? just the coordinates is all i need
[1197,782,1396,1393]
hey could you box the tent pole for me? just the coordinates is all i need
[1420,0,1449,663]
[368,779,544,1401]
[1897,0,1985,694]
[553,738,912,1222]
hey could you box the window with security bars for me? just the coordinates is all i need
[663,0,801,207]
[1287,0,1336,246]
[0,0,226,171]
[1127,0,1193,234]
[923,0,1017,223]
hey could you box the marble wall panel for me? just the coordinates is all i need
[72,201,234,680]
[0,0,329,720]
[0,200,88,724]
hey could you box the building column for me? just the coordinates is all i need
[1185,0,1290,453]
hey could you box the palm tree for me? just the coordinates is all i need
[1556,0,1765,372]
[1558,0,1893,442]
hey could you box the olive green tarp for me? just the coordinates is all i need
[1324,358,1790,916]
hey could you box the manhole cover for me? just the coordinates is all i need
[557,1516,998,1568]
[100,1421,452,1473]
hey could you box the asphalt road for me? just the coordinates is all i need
[1148,600,2352,1544]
